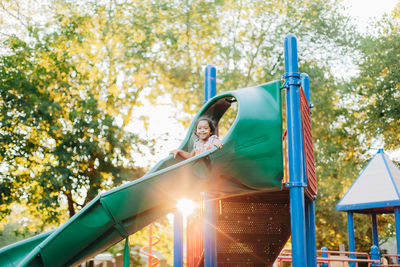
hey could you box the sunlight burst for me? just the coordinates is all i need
[176,198,196,217]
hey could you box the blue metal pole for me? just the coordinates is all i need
[370,245,380,266]
[347,211,356,267]
[204,65,216,104]
[204,193,217,267]
[204,64,217,267]
[305,199,317,267]
[394,208,400,255]
[301,73,312,112]
[371,213,379,248]
[173,212,183,267]
[301,73,317,267]
[284,34,308,267]
[321,246,328,267]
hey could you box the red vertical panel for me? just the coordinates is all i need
[186,200,204,267]
[187,217,194,266]
[299,87,317,198]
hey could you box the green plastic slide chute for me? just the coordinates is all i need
[0,231,53,267]
[0,80,283,266]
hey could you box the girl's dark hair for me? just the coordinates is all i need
[194,117,216,137]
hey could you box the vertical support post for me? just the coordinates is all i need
[305,199,317,267]
[321,246,328,267]
[301,73,312,112]
[204,65,216,104]
[371,213,379,248]
[204,193,217,267]
[174,212,183,267]
[347,211,356,267]
[284,34,307,267]
[204,64,217,267]
[394,207,400,256]
[301,73,317,267]
[370,245,380,266]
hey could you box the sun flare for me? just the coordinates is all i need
[176,198,196,217]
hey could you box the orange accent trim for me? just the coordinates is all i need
[277,248,381,266]
[140,224,160,267]
[282,130,289,185]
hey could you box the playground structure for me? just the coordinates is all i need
[181,35,318,267]
[0,34,398,267]
[0,34,317,267]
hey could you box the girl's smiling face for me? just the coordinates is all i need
[196,120,212,141]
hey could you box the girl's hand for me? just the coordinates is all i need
[213,139,223,149]
[170,149,180,159]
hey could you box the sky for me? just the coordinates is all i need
[343,0,398,32]
[133,0,400,168]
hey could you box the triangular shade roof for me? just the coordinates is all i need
[336,149,400,214]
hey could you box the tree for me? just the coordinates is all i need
[349,6,400,152]
[0,1,150,225]
[333,6,400,251]
[149,0,357,114]
[293,61,366,250]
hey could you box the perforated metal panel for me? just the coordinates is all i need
[220,202,288,215]
[216,191,291,267]
[218,220,286,235]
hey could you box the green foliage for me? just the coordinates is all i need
[303,57,396,251]
[349,10,400,151]
[331,7,400,251]
[147,0,357,122]
[0,2,148,226]
[299,62,362,250]
[0,204,56,247]
[0,222,31,248]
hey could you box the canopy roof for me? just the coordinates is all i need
[336,149,400,214]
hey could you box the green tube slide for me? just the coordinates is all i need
[0,80,283,266]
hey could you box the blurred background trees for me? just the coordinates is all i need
[0,0,399,261]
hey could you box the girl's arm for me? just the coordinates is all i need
[171,149,195,159]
